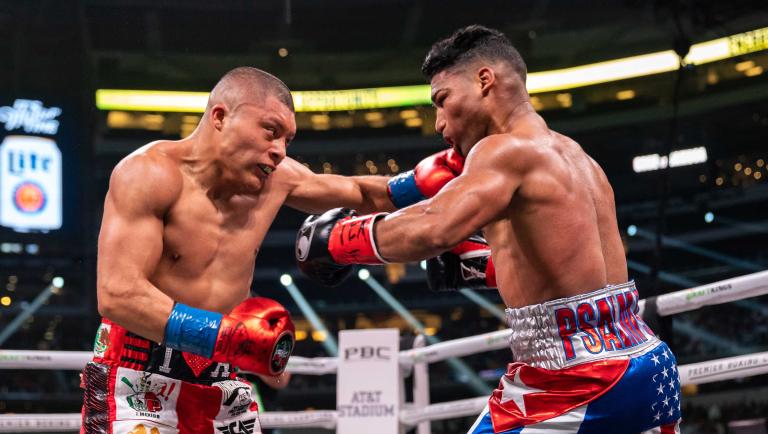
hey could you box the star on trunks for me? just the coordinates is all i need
[500,369,545,417]
[651,353,660,366]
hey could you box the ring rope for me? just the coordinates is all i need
[0,270,768,375]
[1,270,766,432]
[1,351,767,431]
[0,353,335,374]
[4,269,765,374]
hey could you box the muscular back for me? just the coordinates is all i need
[483,129,627,308]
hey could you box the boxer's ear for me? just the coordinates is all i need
[210,103,228,131]
[477,67,495,96]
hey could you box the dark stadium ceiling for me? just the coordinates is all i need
[2,0,767,92]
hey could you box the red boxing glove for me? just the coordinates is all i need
[212,297,295,376]
[327,212,388,265]
[388,149,465,208]
[414,148,465,198]
[296,209,386,287]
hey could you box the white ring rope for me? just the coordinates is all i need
[640,269,768,317]
[0,269,766,432]
[2,351,767,432]
[0,353,335,374]
[5,269,765,373]
[0,414,81,434]
[0,411,338,433]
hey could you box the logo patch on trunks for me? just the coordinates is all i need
[93,322,111,358]
[214,380,253,417]
[125,423,160,434]
[115,368,180,424]
[112,420,176,434]
[216,418,257,434]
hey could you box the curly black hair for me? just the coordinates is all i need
[421,25,527,83]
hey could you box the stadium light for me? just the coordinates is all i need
[279,274,293,286]
[357,268,371,281]
[96,26,768,113]
[632,147,708,173]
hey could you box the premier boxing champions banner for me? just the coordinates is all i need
[337,329,400,434]
[0,99,64,233]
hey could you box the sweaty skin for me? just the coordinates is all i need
[97,93,393,343]
[374,63,627,308]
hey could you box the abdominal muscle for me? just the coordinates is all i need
[146,179,286,315]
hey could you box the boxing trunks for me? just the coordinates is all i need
[469,281,681,434]
[80,319,262,434]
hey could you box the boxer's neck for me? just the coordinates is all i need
[177,133,251,202]
[487,100,543,137]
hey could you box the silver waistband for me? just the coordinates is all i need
[505,281,659,370]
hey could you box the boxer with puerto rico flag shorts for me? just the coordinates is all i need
[468,282,681,434]
[296,216,681,433]
[294,25,683,433]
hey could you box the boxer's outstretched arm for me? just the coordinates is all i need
[97,153,181,343]
[375,136,526,262]
[282,157,396,214]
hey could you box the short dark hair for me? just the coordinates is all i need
[211,66,295,112]
[421,25,527,83]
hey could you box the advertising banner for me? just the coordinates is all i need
[337,328,400,434]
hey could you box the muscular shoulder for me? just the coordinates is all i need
[108,143,183,215]
[465,134,544,174]
[270,156,314,191]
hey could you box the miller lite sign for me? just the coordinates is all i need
[0,99,61,135]
[0,135,62,232]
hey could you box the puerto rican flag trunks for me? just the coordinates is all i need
[469,281,682,434]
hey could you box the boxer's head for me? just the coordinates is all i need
[422,25,527,157]
[204,67,296,193]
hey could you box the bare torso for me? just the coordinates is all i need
[98,130,392,342]
[483,124,627,308]
[138,141,296,314]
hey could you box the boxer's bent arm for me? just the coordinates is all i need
[283,157,395,214]
[375,136,525,262]
[97,154,182,343]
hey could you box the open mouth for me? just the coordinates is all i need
[444,137,461,155]
[257,164,274,175]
